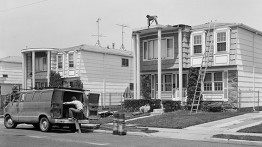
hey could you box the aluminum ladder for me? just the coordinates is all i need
[190,22,216,113]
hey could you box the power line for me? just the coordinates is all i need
[0,0,48,12]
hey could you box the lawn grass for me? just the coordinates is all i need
[213,134,262,141]
[238,123,262,133]
[126,110,245,129]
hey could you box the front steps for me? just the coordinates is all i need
[151,108,164,116]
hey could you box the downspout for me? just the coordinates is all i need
[178,28,183,104]
[253,32,257,111]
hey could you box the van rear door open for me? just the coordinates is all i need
[51,90,63,118]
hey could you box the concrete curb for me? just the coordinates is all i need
[93,129,151,137]
[210,137,262,146]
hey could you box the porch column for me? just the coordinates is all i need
[47,51,51,87]
[132,35,137,99]
[157,28,162,100]
[32,51,36,89]
[22,53,26,89]
[178,28,183,102]
[136,33,140,99]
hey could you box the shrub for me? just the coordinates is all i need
[124,99,161,112]
[141,75,151,99]
[49,71,62,87]
[202,101,224,112]
[187,67,201,105]
[162,100,181,112]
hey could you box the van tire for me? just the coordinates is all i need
[4,115,17,129]
[39,117,51,132]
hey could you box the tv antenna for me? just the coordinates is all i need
[92,18,106,47]
[116,24,129,50]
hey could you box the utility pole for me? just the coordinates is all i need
[92,18,106,47]
[116,24,129,50]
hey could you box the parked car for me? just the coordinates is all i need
[3,88,99,132]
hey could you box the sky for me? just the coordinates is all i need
[0,0,261,58]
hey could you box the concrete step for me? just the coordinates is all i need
[151,109,164,116]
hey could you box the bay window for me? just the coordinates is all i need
[143,38,174,60]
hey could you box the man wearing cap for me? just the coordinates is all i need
[63,96,86,120]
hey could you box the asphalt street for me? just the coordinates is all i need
[0,118,260,147]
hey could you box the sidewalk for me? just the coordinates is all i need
[127,112,262,146]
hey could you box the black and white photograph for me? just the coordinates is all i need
[0,0,262,146]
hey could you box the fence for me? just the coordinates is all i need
[99,92,134,111]
[238,90,260,112]
[0,95,7,115]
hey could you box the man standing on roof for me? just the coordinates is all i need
[63,96,87,120]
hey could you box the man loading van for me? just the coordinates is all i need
[63,96,87,120]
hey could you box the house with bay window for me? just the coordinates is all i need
[132,22,262,107]
[21,45,133,105]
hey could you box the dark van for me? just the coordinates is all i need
[3,88,99,132]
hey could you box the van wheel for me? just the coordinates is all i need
[4,115,17,129]
[39,117,51,132]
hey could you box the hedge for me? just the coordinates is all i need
[123,99,181,112]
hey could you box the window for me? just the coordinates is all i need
[129,83,134,91]
[214,72,223,91]
[156,74,172,92]
[122,58,129,67]
[204,72,223,91]
[176,74,188,88]
[58,55,63,69]
[143,42,148,60]
[167,38,173,57]
[191,32,205,55]
[164,75,172,91]
[217,32,226,51]
[35,57,47,72]
[204,73,212,91]
[3,74,8,78]
[214,28,230,53]
[193,35,202,53]
[68,53,74,68]
[143,38,174,60]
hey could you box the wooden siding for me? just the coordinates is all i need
[237,27,262,107]
[79,51,133,93]
[0,62,22,84]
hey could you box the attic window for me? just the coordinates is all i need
[3,74,8,78]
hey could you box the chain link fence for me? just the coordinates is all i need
[0,95,7,115]
[99,92,134,112]
[238,90,260,112]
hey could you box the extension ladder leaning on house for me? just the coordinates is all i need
[190,22,216,113]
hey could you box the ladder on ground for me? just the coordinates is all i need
[190,22,216,113]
